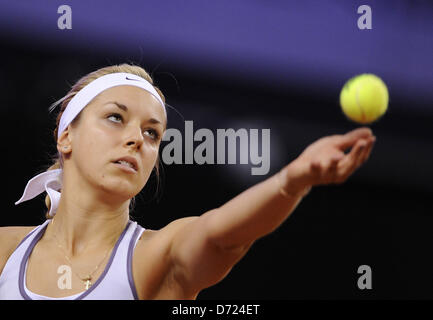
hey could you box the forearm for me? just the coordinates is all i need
[204,163,311,250]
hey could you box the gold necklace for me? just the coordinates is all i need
[50,219,113,290]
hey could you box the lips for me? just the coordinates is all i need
[112,156,139,172]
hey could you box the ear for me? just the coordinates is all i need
[57,126,72,155]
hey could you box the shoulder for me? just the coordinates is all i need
[134,217,200,270]
[0,225,36,249]
[0,225,37,275]
[135,217,199,254]
[150,217,199,237]
[132,217,200,299]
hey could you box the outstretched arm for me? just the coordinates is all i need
[168,127,376,295]
[206,127,375,249]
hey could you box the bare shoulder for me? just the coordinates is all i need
[135,217,200,255]
[144,217,199,238]
[132,217,200,299]
[0,225,36,248]
[0,225,37,275]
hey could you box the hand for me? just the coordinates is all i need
[280,127,376,193]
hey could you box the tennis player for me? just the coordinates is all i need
[0,64,375,300]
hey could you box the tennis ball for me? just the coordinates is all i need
[340,74,389,124]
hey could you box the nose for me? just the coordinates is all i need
[125,124,144,150]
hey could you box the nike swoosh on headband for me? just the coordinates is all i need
[125,76,143,81]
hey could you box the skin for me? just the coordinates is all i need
[0,85,376,299]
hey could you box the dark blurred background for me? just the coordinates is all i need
[0,0,432,299]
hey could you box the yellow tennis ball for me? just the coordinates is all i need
[340,74,389,124]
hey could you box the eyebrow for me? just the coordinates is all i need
[106,101,164,127]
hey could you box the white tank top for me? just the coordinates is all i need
[0,219,145,300]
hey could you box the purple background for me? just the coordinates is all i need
[0,0,432,111]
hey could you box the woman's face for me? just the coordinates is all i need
[64,85,166,201]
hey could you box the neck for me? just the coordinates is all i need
[42,159,135,257]
[44,190,130,257]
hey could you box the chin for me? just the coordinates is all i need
[97,179,139,198]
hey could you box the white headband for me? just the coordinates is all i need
[58,72,166,139]
[16,72,166,217]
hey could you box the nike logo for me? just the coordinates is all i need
[125,76,143,82]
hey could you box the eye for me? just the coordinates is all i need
[107,113,123,123]
[143,129,160,141]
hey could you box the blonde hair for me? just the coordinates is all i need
[44,63,166,219]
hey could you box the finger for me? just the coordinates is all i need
[335,127,373,150]
[337,139,368,182]
[357,136,376,166]
[327,154,342,183]
[310,159,322,175]
[309,159,325,183]
[347,139,368,164]
[355,144,370,169]
[328,153,344,170]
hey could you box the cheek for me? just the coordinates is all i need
[74,129,114,170]
[140,149,160,179]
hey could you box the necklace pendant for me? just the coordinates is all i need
[84,277,92,290]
